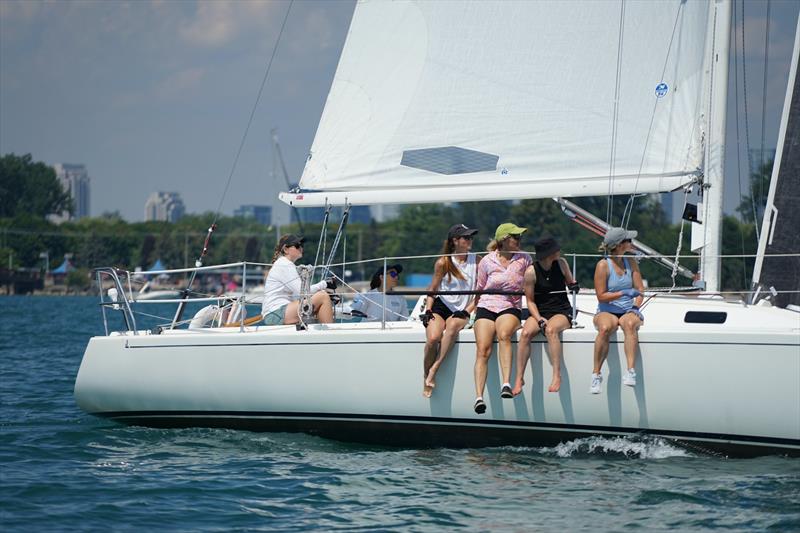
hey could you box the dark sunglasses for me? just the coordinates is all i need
[288,243,304,249]
[507,234,522,240]
[388,270,399,278]
[459,235,474,241]
[621,239,632,244]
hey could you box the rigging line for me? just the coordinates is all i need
[759,0,772,207]
[740,0,760,238]
[669,189,690,292]
[733,0,749,288]
[623,1,684,228]
[313,205,331,273]
[607,0,626,225]
[211,0,294,225]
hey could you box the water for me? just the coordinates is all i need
[1,296,798,531]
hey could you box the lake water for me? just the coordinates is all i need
[1,296,798,531]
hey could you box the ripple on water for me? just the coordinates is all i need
[2,296,800,531]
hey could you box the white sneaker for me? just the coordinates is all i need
[590,373,602,394]
[623,368,637,387]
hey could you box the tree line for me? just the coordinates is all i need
[1,152,763,291]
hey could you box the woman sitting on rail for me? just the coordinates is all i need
[472,223,532,414]
[262,234,336,326]
[422,224,481,398]
[512,237,579,396]
[351,264,408,322]
[590,227,644,394]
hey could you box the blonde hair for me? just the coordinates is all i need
[599,242,622,256]
[487,238,512,252]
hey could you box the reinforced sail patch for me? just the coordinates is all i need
[400,146,499,175]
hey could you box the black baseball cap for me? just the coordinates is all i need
[534,237,560,258]
[448,223,478,239]
[370,263,403,289]
[279,234,305,248]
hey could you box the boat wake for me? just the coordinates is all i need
[543,435,692,459]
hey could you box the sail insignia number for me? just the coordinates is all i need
[655,82,669,98]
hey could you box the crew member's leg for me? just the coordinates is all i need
[495,313,521,395]
[512,317,541,396]
[423,314,446,397]
[311,291,333,323]
[591,312,619,393]
[618,312,643,386]
[473,317,496,408]
[426,315,467,391]
[543,314,571,392]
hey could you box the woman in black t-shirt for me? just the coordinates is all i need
[512,237,579,395]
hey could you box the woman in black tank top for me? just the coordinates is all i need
[512,237,579,395]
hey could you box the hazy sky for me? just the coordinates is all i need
[1,0,798,223]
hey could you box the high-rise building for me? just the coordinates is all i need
[144,192,185,222]
[234,204,272,225]
[53,163,90,220]
[370,204,399,223]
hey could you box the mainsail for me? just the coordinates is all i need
[282,0,714,207]
[752,17,800,308]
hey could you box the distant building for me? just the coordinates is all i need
[370,205,399,223]
[234,204,272,225]
[53,163,90,220]
[144,192,185,222]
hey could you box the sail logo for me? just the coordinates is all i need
[501,168,509,175]
[655,83,669,98]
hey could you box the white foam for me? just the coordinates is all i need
[549,435,692,459]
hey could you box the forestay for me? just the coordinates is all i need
[281,0,713,207]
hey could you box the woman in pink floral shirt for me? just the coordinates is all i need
[472,222,533,414]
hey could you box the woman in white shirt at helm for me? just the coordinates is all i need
[261,234,336,325]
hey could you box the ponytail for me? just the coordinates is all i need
[439,238,465,281]
[487,239,500,252]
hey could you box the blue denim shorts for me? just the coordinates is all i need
[263,304,288,326]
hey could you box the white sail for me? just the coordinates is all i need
[282,0,713,207]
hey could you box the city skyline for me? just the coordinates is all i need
[1,1,798,222]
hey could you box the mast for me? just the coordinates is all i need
[702,0,732,293]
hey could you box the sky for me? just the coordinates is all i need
[1,0,798,223]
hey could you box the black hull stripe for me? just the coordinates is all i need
[93,410,800,453]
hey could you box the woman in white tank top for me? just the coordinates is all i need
[422,224,481,397]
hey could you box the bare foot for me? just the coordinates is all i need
[512,379,525,396]
[548,375,561,393]
[425,368,437,389]
[423,384,432,398]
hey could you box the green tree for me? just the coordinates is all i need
[736,159,772,225]
[0,153,72,218]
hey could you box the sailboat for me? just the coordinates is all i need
[74,0,799,457]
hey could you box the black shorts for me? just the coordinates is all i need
[540,309,573,322]
[431,298,455,320]
[475,307,522,322]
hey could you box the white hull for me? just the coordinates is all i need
[74,295,800,457]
